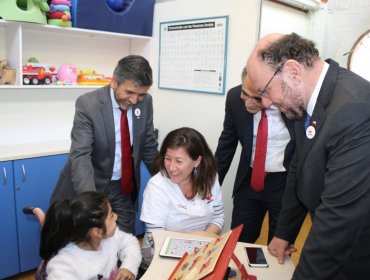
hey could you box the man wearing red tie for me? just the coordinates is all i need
[51,55,158,234]
[215,67,294,243]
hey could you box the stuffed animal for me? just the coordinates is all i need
[57,64,77,85]
[51,0,71,6]
[47,0,72,27]
[0,60,16,85]
[0,0,50,24]
[33,0,50,13]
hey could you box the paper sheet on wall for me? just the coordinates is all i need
[159,16,229,95]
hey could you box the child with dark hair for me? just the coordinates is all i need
[39,191,141,280]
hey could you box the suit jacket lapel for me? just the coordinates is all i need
[297,59,339,175]
[245,111,254,163]
[298,104,325,171]
[99,86,115,162]
[282,114,294,138]
[132,102,143,166]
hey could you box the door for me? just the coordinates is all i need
[13,154,67,272]
[0,161,20,278]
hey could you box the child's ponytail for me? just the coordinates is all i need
[39,199,74,261]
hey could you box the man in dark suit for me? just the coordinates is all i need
[247,33,370,279]
[215,67,294,243]
[51,55,158,234]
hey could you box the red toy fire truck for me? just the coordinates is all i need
[22,63,58,85]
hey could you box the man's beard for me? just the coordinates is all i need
[279,81,305,120]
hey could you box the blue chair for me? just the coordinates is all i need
[135,161,152,235]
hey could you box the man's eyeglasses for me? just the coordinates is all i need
[257,65,282,97]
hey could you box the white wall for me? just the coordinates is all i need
[311,0,370,68]
[260,0,312,38]
[0,89,80,146]
[151,0,261,231]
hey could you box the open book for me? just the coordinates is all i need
[168,225,257,280]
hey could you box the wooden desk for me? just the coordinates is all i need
[141,231,295,280]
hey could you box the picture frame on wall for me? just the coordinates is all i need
[158,16,229,95]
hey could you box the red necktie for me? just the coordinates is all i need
[251,109,268,192]
[120,110,134,196]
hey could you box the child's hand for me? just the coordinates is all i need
[114,268,135,280]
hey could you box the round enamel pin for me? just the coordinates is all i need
[306,125,315,139]
[134,108,141,118]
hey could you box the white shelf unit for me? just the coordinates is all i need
[0,19,152,87]
[0,19,152,147]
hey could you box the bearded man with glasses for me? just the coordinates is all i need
[247,32,370,280]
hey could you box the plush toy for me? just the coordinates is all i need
[47,0,72,27]
[0,0,49,24]
[49,4,70,12]
[57,64,77,85]
[51,0,71,6]
[0,60,16,85]
[16,0,49,12]
[33,0,50,13]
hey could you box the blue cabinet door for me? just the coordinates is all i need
[0,161,20,279]
[13,154,67,272]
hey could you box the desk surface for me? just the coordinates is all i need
[141,231,295,280]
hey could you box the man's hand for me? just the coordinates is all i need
[268,237,297,264]
[114,268,135,280]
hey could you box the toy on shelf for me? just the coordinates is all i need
[77,68,97,75]
[76,68,111,86]
[47,0,72,27]
[22,61,57,85]
[0,60,16,85]
[22,63,57,85]
[0,0,49,24]
[56,63,77,85]
[77,73,112,86]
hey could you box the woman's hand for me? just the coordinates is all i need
[191,224,222,238]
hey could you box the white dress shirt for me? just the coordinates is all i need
[250,106,290,172]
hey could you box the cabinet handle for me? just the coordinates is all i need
[22,164,26,182]
[2,167,7,185]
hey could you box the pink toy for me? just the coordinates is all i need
[57,64,77,85]
[51,0,72,7]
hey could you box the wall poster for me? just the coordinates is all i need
[159,16,229,95]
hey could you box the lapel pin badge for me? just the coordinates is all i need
[306,125,316,139]
[134,108,141,119]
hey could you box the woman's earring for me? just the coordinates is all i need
[193,166,199,178]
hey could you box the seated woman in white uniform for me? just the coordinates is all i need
[140,127,224,265]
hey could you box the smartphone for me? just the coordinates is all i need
[245,247,269,267]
